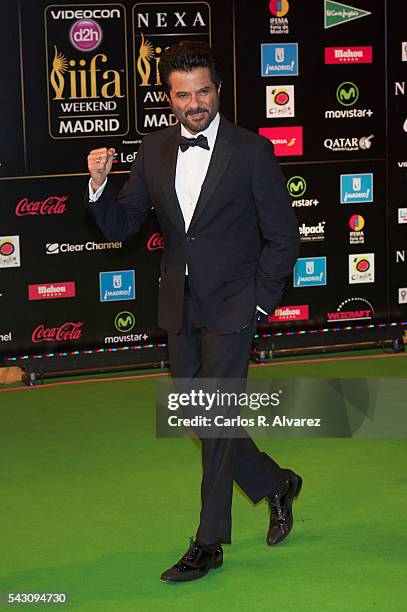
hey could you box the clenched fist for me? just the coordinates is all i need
[87,147,116,191]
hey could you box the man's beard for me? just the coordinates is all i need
[174,100,219,134]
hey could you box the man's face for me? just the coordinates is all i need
[168,67,220,134]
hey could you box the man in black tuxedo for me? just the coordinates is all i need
[86,41,301,583]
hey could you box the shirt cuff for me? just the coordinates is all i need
[256,305,268,316]
[88,177,108,202]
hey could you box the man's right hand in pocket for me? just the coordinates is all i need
[87,147,116,192]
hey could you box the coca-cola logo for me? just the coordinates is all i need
[32,321,84,343]
[147,232,164,251]
[15,196,69,216]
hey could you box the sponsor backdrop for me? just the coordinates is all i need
[0,0,405,355]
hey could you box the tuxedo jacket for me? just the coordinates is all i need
[87,114,300,334]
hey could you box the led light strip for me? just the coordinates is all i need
[3,321,406,362]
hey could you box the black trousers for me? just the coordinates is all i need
[167,278,287,545]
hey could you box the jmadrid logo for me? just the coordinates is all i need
[114,311,136,332]
[336,82,359,106]
[132,3,211,135]
[45,4,129,139]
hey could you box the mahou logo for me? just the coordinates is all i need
[32,321,84,343]
[325,46,373,64]
[15,196,69,216]
[147,232,164,251]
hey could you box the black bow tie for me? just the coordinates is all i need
[177,133,210,152]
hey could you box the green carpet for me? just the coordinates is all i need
[0,352,406,610]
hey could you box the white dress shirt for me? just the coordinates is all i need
[175,112,219,231]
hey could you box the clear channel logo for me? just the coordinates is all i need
[293,257,327,287]
[340,174,373,204]
[46,241,122,254]
[99,270,135,302]
[261,43,298,77]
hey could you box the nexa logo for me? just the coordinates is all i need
[395,82,406,95]
[136,11,207,28]
[50,9,121,19]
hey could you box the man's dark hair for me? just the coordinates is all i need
[159,41,221,92]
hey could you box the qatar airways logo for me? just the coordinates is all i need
[147,232,164,251]
[15,196,69,216]
[28,282,76,301]
[31,322,84,343]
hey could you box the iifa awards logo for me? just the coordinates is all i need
[45,4,129,138]
[133,3,211,135]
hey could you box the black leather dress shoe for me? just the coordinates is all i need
[266,470,303,546]
[160,539,223,583]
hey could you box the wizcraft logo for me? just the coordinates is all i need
[45,4,129,138]
[327,297,374,323]
[133,3,211,135]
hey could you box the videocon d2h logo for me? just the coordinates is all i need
[45,4,129,138]
[133,3,211,135]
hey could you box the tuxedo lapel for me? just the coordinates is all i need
[160,129,185,233]
[188,115,237,229]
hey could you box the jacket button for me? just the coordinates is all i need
[186,236,196,242]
